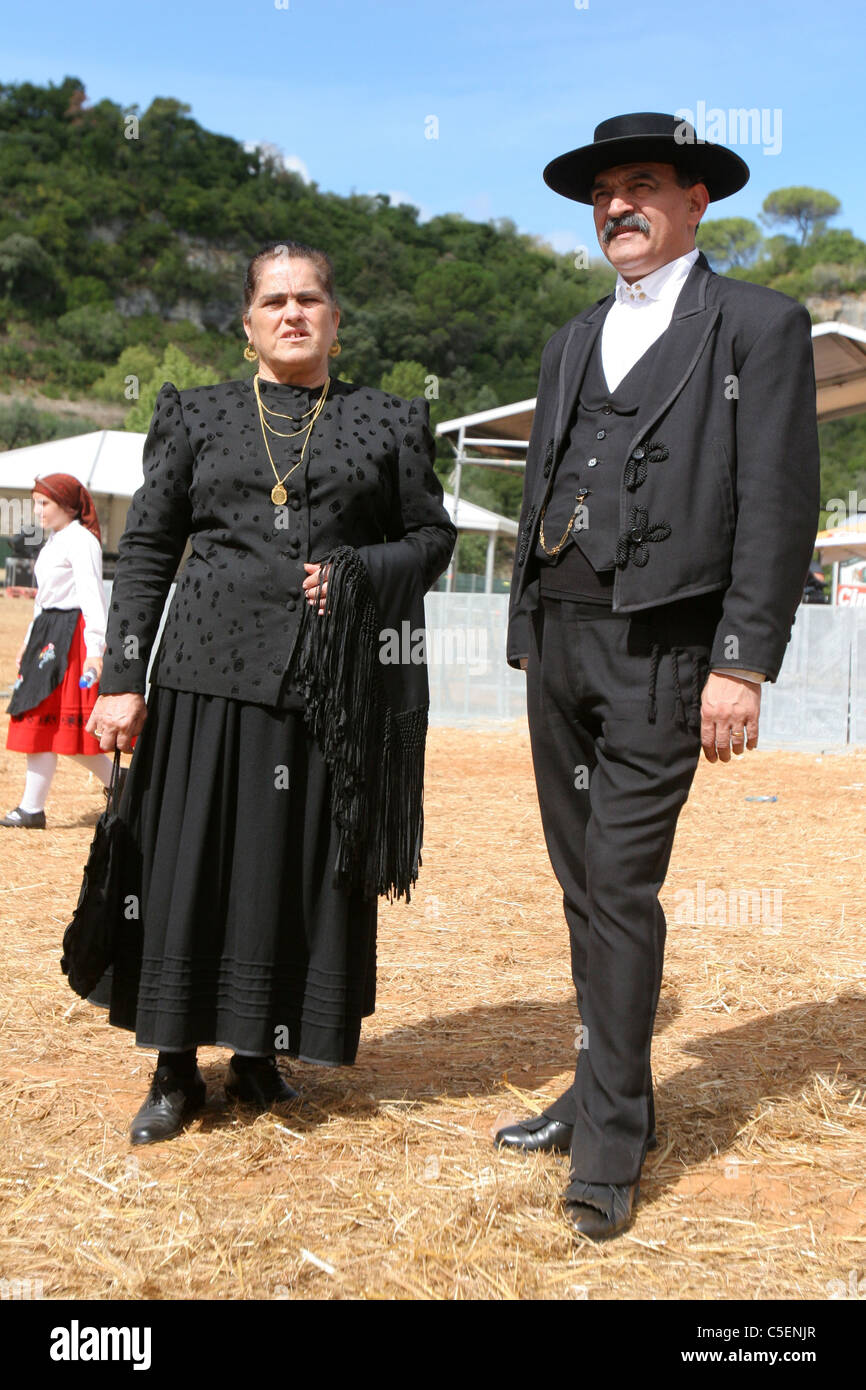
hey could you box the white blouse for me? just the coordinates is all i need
[25,519,107,661]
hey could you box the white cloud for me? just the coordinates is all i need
[367,190,433,221]
[243,140,311,184]
[283,154,311,184]
[461,192,493,221]
[541,228,580,255]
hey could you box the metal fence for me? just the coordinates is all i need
[425,594,865,750]
[123,584,863,748]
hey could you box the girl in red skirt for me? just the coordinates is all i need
[3,474,113,829]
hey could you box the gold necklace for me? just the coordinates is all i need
[257,391,321,423]
[538,490,591,556]
[253,374,330,504]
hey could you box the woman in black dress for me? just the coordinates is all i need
[86,240,456,1144]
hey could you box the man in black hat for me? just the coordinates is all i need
[495,113,820,1239]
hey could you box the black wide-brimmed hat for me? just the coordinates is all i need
[543,111,750,205]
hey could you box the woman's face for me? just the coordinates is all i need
[32,493,74,532]
[243,256,340,387]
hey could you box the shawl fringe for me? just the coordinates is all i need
[292,546,426,902]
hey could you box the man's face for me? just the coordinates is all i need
[590,162,709,281]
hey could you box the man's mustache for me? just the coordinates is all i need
[602,214,651,244]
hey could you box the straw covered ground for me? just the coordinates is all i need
[0,595,864,1301]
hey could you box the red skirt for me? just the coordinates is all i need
[7,614,103,755]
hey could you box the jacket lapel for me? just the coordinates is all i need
[552,297,611,461]
[625,254,719,447]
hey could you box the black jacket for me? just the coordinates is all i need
[100,376,456,704]
[507,253,821,680]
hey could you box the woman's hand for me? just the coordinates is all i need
[14,644,26,671]
[302,562,332,615]
[86,693,147,752]
[84,656,104,683]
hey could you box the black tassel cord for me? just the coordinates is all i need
[291,546,427,902]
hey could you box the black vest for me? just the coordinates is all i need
[536,327,669,599]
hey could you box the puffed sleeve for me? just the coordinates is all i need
[355,396,456,594]
[99,382,194,695]
[69,524,107,660]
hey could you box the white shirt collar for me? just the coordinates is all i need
[614,247,700,306]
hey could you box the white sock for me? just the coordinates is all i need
[20,752,58,813]
[69,753,115,789]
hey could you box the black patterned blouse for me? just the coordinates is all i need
[100,376,456,706]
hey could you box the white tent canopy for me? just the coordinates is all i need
[811,321,866,422]
[436,322,866,455]
[435,320,866,590]
[0,433,519,589]
[442,491,517,537]
[814,515,866,566]
[0,429,146,495]
[0,430,147,549]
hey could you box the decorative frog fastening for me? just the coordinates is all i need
[624,439,669,491]
[615,506,672,569]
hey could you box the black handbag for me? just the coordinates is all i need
[61,751,139,999]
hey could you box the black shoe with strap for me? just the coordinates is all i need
[1,806,46,829]
[225,1055,300,1110]
[494,1112,658,1155]
[563,1178,640,1241]
[130,1065,206,1146]
[495,1113,574,1154]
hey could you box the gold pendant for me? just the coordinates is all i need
[271,483,287,506]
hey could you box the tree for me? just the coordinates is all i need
[697,217,762,270]
[380,360,429,399]
[760,188,841,245]
[57,306,125,359]
[92,345,160,403]
[0,234,59,308]
[124,345,217,431]
[0,401,100,451]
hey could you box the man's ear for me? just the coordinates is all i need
[688,183,710,227]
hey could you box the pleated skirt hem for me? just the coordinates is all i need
[93,682,378,1068]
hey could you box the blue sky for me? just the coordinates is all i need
[4,0,864,252]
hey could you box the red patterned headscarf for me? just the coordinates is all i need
[33,473,101,542]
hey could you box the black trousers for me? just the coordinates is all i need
[526,590,722,1185]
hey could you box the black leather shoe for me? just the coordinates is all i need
[495,1112,658,1155]
[494,1112,574,1153]
[1,806,46,829]
[225,1056,299,1110]
[130,1065,206,1145]
[563,1179,639,1241]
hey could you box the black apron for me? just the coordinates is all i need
[7,608,80,716]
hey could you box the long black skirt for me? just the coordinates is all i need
[93,683,377,1066]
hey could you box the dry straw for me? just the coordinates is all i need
[0,601,863,1300]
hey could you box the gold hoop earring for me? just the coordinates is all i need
[328,340,342,358]
[244,343,258,362]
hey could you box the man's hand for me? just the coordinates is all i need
[700,672,761,763]
[519,657,528,671]
[86,693,147,752]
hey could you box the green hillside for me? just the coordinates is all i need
[1,75,864,553]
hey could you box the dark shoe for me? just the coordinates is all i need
[494,1112,574,1154]
[563,1179,639,1241]
[225,1056,299,1110]
[130,1065,206,1145]
[1,806,46,829]
[495,1112,658,1155]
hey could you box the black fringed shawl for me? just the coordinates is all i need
[291,544,430,903]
